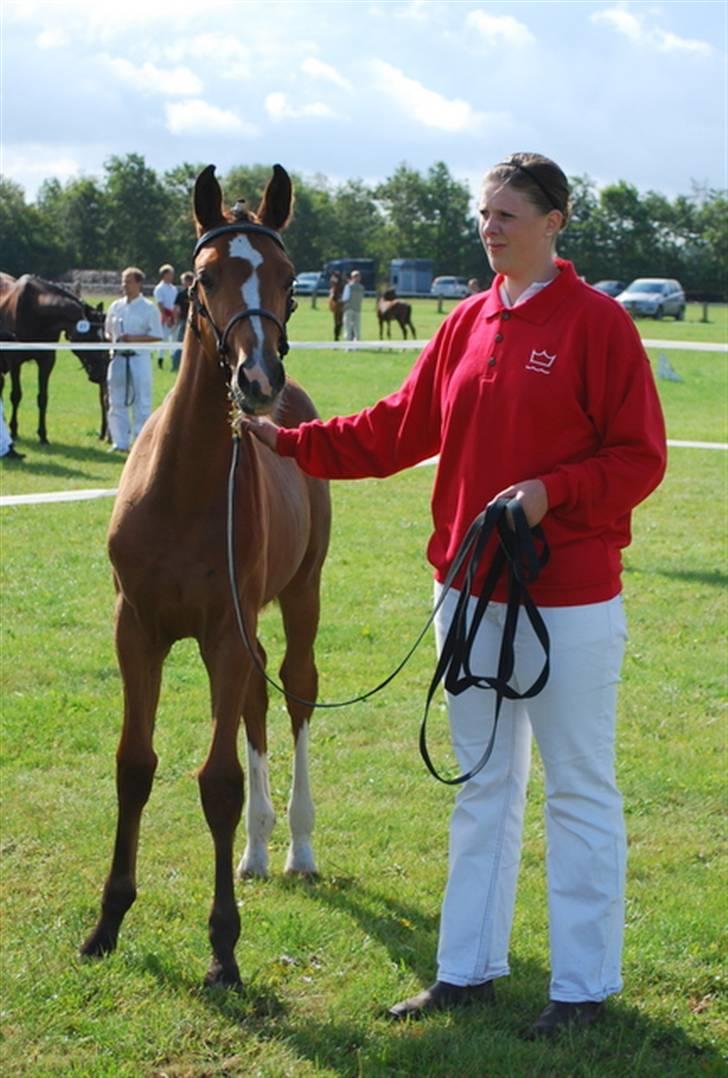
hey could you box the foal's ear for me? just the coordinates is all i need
[256,164,293,232]
[194,165,225,234]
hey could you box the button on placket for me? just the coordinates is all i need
[483,314,508,378]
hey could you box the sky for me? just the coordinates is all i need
[1,0,725,205]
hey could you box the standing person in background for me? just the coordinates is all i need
[105,267,162,453]
[153,264,178,370]
[171,271,195,373]
[238,152,667,1039]
[342,270,365,343]
[0,329,24,460]
[328,272,344,342]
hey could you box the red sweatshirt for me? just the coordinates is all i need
[277,259,667,605]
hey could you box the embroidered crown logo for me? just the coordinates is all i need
[526,349,557,374]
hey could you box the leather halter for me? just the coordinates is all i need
[190,221,293,377]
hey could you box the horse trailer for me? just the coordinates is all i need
[323,259,377,293]
[389,259,433,295]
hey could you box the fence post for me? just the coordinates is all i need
[701,301,710,323]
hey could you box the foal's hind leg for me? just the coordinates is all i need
[278,573,322,876]
[81,599,165,958]
[238,643,277,879]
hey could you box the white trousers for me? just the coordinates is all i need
[344,309,361,341]
[434,584,628,1002]
[107,353,152,451]
[0,399,12,456]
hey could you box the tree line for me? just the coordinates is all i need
[1,154,725,297]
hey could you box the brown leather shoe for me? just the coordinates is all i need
[525,1000,604,1039]
[388,979,495,1021]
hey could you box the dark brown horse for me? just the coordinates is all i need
[81,164,331,990]
[0,273,107,443]
[328,272,344,341]
[377,289,417,340]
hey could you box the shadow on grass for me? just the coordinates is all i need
[168,876,721,1077]
[625,564,727,589]
[105,876,723,1076]
[5,439,123,481]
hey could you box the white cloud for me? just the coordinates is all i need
[264,92,337,121]
[466,10,535,47]
[368,60,492,133]
[655,30,712,55]
[164,33,253,80]
[2,146,81,187]
[35,28,69,49]
[592,7,712,54]
[301,57,352,92]
[165,99,257,136]
[592,7,643,41]
[103,56,203,96]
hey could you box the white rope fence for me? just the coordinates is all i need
[0,339,726,353]
[1,437,726,509]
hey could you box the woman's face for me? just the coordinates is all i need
[479,178,562,278]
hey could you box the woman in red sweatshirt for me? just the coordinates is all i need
[242,152,667,1038]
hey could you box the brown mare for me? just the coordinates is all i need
[328,272,344,341]
[81,164,331,989]
[0,274,107,443]
[377,289,417,340]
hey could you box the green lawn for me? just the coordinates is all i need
[0,329,726,1075]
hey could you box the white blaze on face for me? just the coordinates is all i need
[228,235,270,389]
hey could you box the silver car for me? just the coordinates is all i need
[431,276,469,298]
[616,278,686,320]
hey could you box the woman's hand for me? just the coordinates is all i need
[234,413,280,451]
[490,478,548,528]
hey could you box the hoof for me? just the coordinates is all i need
[284,843,317,877]
[79,922,118,959]
[204,958,243,991]
[237,847,269,880]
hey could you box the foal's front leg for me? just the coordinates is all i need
[199,637,249,988]
[81,599,165,958]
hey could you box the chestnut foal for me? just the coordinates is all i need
[81,164,331,988]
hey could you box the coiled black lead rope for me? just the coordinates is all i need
[227,436,550,783]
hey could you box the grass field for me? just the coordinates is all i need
[0,310,726,1076]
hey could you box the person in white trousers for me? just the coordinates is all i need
[342,270,365,342]
[238,152,667,1039]
[105,268,162,453]
[153,264,179,370]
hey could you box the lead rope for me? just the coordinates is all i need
[226,436,551,784]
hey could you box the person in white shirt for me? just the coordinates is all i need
[105,267,162,452]
[153,264,178,370]
[342,270,365,342]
